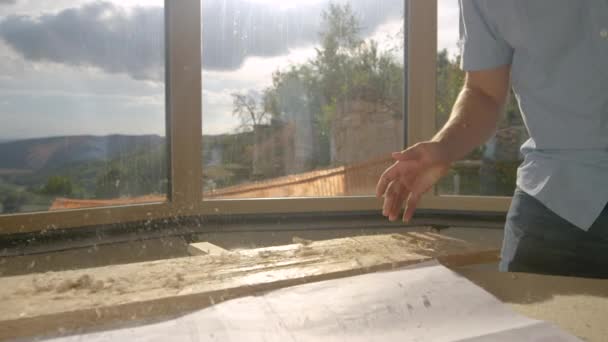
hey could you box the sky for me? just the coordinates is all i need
[0,0,461,140]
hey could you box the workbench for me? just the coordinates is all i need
[0,232,606,341]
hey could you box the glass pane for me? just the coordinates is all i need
[0,1,167,214]
[202,0,405,199]
[435,0,527,196]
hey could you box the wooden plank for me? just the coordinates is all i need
[187,242,228,256]
[0,233,498,341]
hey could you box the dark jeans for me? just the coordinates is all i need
[500,188,608,278]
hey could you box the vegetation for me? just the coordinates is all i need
[269,4,404,133]
[0,140,168,212]
[230,91,274,131]
[224,3,404,179]
[42,176,73,197]
[1,191,27,214]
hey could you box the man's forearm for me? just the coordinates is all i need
[432,86,504,163]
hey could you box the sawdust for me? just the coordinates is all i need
[390,234,438,253]
[355,247,371,254]
[391,234,411,242]
[17,273,119,297]
[31,278,55,293]
[209,252,240,264]
[295,246,318,257]
[27,274,108,295]
[163,273,186,289]
[416,240,435,251]
[292,237,314,246]
[55,275,105,294]
[258,250,275,258]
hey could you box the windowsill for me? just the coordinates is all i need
[0,217,504,278]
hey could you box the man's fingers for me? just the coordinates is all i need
[382,187,393,217]
[389,189,407,221]
[403,192,420,223]
[382,181,398,216]
[377,161,422,198]
[382,181,409,221]
[376,172,392,198]
[376,163,400,197]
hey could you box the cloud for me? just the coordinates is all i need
[202,0,402,70]
[0,0,16,5]
[0,0,402,81]
[0,2,164,81]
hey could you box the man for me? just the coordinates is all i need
[376,1,608,278]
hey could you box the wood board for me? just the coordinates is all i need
[0,232,499,341]
[44,261,581,342]
[187,242,228,256]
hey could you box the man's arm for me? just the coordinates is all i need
[433,64,512,162]
[377,64,512,222]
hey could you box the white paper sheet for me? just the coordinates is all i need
[42,261,581,342]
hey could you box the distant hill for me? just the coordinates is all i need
[0,135,165,172]
[0,132,260,208]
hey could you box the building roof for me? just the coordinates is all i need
[50,156,393,210]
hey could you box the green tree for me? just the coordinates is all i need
[224,2,406,185]
[260,2,404,148]
[2,191,26,214]
[95,166,123,199]
[42,176,73,196]
[436,49,465,128]
[313,3,363,103]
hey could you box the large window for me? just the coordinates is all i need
[0,0,167,215]
[201,0,405,199]
[435,0,526,197]
[0,0,515,235]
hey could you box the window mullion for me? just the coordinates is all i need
[166,0,203,208]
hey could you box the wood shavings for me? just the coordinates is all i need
[391,234,411,242]
[292,237,313,246]
[32,278,55,293]
[89,280,105,293]
[55,275,104,294]
[163,273,186,289]
[416,241,435,252]
[295,246,317,257]
[258,250,274,258]
[355,247,371,254]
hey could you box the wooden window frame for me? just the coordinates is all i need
[0,0,203,234]
[409,0,511,213]
[0,0,508,235]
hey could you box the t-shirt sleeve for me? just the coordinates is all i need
[459,0,513,71]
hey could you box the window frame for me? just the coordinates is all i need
[199,0,511,215]
[0,0,204,234]
[409,0,511,212]
[0,0,509,235]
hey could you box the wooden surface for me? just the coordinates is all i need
[43,262,581,342]
[455,264,608,342]
[187,242,228,256]
[0,233,498,341]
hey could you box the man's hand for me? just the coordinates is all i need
[376,66,509,222]
[376,142,451,222]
